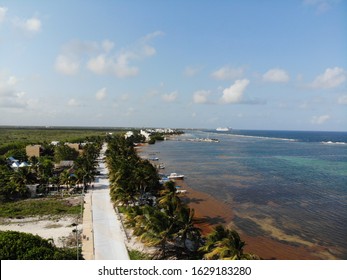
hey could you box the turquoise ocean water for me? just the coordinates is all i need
[140,130,347,259]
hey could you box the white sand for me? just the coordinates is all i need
[0,216,81,247]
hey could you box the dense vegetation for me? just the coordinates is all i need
[0,133,103,202]
[0,126,125,161]
[0,198,81,218]
[106,135,259,260]
[0,231,81,260]
[0,127,106,259]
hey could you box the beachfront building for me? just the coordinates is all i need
[54,160,74,169]
[66,143,84,154]
[140,130,151,141]
[124,131,134,138]
[26,144,43,158]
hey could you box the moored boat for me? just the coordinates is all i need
[168,172,185,179]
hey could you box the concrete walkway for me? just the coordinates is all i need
[81,191,94,259]
[82,144,129,260]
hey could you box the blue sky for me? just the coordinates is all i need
[0,0,346,130]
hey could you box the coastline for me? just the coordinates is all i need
[174,180,233,235]
[174,179,322,260]
[139,137,343,260]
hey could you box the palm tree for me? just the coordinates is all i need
[136,206,177,259]
[59,170,71,189]
[199,225,257,260]
[11,166,37,187]
[175,206,202,257]
[158,181,182,217]
[37,157,54,186]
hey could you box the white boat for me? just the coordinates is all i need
[176,189,187,194]
[168,173,185,179]
[216,127,229,131]
[148,157,159,161]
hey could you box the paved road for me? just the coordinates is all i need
[91,145,129,260]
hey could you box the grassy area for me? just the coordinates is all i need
[0,197,82,218]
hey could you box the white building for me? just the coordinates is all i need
[140,130,151,141]
[124,131,134,138]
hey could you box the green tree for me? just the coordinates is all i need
[175,206,202,258]
[10,166,37,187]
[199,225,258,260]
[0,166,30,202]
[136,206,177,259]
[0,231,80,260]
[54,144,79,163]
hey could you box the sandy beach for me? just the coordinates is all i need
[0,215,80,248]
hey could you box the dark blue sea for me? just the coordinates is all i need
[140,130,347,259]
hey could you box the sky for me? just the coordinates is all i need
[0,0,346,131]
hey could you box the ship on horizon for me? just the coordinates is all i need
[216,127,230,132]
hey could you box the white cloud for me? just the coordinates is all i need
[96,87,107,101]
[55,55,79,75]
[193,90,210,104]
[338,95,347,105]
[142,30,165,41]
[310,67,346,89]
[113,52,139,77]
[184,66,203,77]
[57,31,162,78]
[0,78,15,97]
[7,76,18,86]
[0,6,8,23]
[67,98,80,107]
[311,114,331,124]
[220,79,250,104]
[13,16,41,33]
[62,40,99,55]
[86,55,106,74]
[139,31,163,57]
[211,66,244,80]
[303,0,340,14]
[87,53,139,78]
[162,91,178,103]
[142,45,156,56]
[263,68,290,83]
[25,17,41,32]
[0,74,31,109]
[102,40,115,52]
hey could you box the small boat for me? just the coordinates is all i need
[168,173,185,179]
[176,189,187,194]
[148,157,159,161]
[158,164,165,169]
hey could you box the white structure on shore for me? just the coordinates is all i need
[124,131,134,138]
[140,130,151,141]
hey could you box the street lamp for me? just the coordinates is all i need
[72,223,78,260]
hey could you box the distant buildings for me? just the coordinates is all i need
[124,131,134,138]
[26,145,43,158]
[7,156,30,169]
[140,130,151,141]
[65,143,84,154]
[124,128,176,142]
